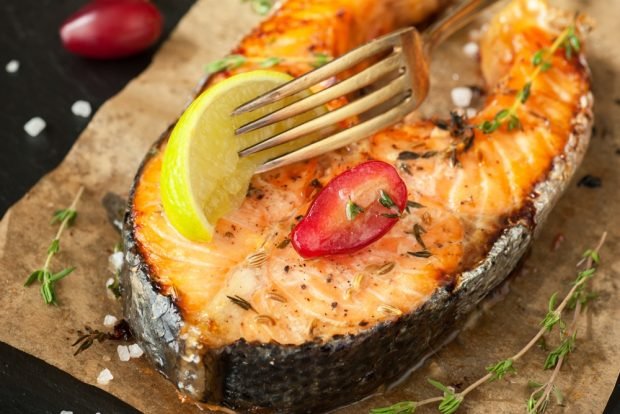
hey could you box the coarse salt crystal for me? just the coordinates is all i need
[6,60,19,73]
[117,345,130,362]
[451,87,473,108]
[60,411,73,414]
[128,344,144,358]
[105,277,115,288]
[463,42,479,57]
[24,117,46,137]
[108,251,124,273]
[466,107,478,119]
[103,314,118,327]
[71,100,92,118]
[97,368,113,385]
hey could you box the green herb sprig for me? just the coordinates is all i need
[479,24,580,134]
[25,186,84,305]
[242,0,275,15]
[371,233,606,414]
[525,240,604,413]
[206,53,333,75]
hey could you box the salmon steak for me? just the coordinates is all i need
[121,0,592,412]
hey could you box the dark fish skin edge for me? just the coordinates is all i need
[120,88,593,414]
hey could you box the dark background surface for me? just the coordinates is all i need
[0,0,195,214]
[0,1,618,413]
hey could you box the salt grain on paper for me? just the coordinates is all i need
[117,345,131,362]
[71,100,92,118]
[103,314,118,327]
[97,368,113,385]
[5,59,19,73]
[451,87,473,108]
[108,251,124,273]
[128,343,144,358]
[24,117,46,137]
[463,42,479,57]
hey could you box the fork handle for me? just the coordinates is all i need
[422,0,500,54]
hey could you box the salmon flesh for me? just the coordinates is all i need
[121,0,593,412]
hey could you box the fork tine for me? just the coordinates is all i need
[231,27,414,116]
[254,96,418,174]
[238,73,409,157]
[235,52,403,136]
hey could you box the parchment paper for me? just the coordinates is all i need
[0,1,618,413]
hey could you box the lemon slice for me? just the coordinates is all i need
[161,70,323,242]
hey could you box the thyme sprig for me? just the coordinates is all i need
[371,233,606,414]
[206,53,333,75]
[479,24,580,134]
[526,233,606,413]
[25,186,84,305]
[72,320,132,356]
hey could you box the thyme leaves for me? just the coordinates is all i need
[428,379,462,414]
[379,190,396,209]
[486,359,516,381]
[227,295,257,312]
[405,200,424,213]
[346,200,364,221]
[407,250,432,258]
[370,401,417,414]
[381,213,401,219]
[242,0,275,15]
[206,53,333,75]
[413,224,426,249]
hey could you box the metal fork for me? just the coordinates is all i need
[233,0,499,173]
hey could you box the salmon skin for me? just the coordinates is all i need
[121,0,592,412]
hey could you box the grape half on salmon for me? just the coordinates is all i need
[121,0,592,412]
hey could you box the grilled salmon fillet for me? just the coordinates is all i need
[121,0,592,412]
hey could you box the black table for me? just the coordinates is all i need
[1,1,618,413]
